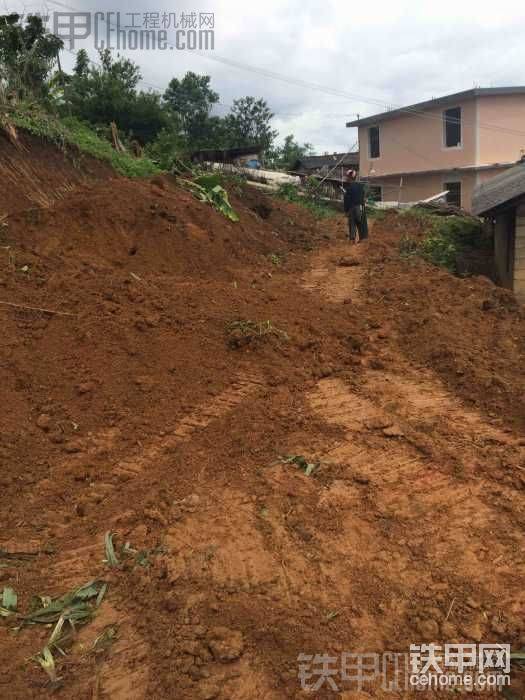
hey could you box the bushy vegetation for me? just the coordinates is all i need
[7,104,160,177]
[267,134,314,171]
[365,200,387,221]
[398,208,486,273]
[0,14,309,175]
[276,180,336,219]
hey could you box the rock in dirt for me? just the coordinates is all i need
[36,413,52,431]
[76,381,95,395]
[208,627,244,663]
[143,507,168,526]
[74,502,86,517]
[181,494,200,512]
[365,416,392,430]
[368,358,385,370]
[337,257,360,267]
[164,595,178,612]
[417,618,440,640]
[383,424,404,438]
[198,682,221,700]
[63,438,84,453]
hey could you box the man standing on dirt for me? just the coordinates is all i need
[343,170,368,243]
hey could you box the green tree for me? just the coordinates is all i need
[223,96,277,152]
[65,48,140,122]
[0,13,63,100]
[163,72,219,134]
[186,113,229,150]
[126,91,169,144]
[145,120,186,169]
[73,48,89,78]
[269,134,314,170]
[65,49,167,144]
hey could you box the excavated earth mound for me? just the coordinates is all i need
[0,137,524,699]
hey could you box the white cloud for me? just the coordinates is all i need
[7,0,525,151]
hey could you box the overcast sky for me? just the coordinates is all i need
[7,0,525,152]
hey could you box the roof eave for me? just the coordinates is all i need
[345,86,525,128]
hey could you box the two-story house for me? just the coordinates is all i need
[347,87,525,211]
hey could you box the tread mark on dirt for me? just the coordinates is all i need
[302,252,366,303]
[115,372,262,476]
[307,377,523,604]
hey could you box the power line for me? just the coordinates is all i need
[45,0,525,141]
[190,52,525,138]
[46,0,525,138]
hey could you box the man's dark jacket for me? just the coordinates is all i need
[343,182,365,213]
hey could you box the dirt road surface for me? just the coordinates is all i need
[1,140,524,699]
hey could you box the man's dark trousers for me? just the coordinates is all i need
[348,205,368,241]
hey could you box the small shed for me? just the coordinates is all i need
[292,152,359,177]
[190,145,262,169]
[472,160,525,303]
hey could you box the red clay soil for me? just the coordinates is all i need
[0,140,524,700]
[0,130,114,216]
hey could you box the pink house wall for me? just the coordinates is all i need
[356,93,525,209]
[477,95,525,165]
[358,99,477,178]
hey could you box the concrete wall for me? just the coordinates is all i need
[370,171,477,210]
[478,94,525,165]
[355,94,525,212]
[358,99,477,178]
[516,203,525,303]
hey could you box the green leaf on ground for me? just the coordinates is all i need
[2,587,17,611]
[280,454,319,476]
[91,624,119,655]
[104,532,120,568]
[34,646,57,682]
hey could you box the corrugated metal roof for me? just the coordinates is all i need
[346,87,525,128]
[295,152,359,169]
[472,160,525,215]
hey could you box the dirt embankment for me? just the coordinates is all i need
[0,139,524,700]
[0,129,115,215]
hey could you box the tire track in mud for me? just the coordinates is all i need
[295,242,525,655]
[114,371,264,477]
[157,245,525,691]
[6,372,266,700]
[305,370,525,644]
[301,246,367,303]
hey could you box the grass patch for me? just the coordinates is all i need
[366,201,387,221]
[398,208,485,273]
[268,252,284,266]
[226,319,288,348]
[276,181,336,219]
[5,104,160,178]
[398,234,420,260]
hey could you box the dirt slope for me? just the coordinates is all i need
[0,143,524,699]
[0,130,114,216]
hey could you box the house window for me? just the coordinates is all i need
[368,126,380,158]
[444,181,461,207]
[443,107,462,147]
